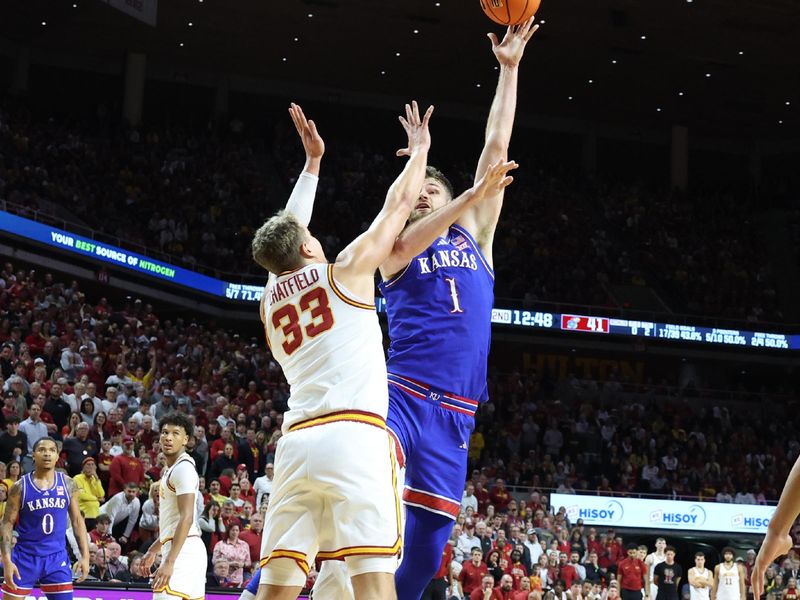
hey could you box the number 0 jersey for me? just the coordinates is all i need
[262,263,389,432]
[16,471,70,556]
[378,224,494,403]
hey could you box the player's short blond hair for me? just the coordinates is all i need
[251,210,306,274]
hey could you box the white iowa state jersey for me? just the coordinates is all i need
[262,263,388,432]
[158,453,201,543]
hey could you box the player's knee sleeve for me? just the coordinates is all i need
[395,506,454,600]
[312,561,355,600]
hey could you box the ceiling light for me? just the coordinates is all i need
[413,29,419,34]
[588,79,593,84]
[778,120,783,124]
[476,83,481,88]
[786,101,791,106]
[568,96,573,100]
[539,19,546,24]
[435,2,441,5]
[41,21,47,25]
[188,21,193,26]
[657,107,662,112]
[381,70,386,75]
[179,42,185,47]
[640,35,647,40]
[282,57,287,62]
[307,13,313,18]
[705,73,711,77]
[396,52,401,56]
[611,59,617,64]
[72,3,78,7]
[293,37,299,42]
[678,92,684,96]
[738,50,744,55]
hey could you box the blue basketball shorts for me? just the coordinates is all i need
[386,373,477,519]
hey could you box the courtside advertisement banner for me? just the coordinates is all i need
[550,493,775,534]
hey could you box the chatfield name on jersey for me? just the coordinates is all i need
[269,268,321,303]
[417,249,478,275]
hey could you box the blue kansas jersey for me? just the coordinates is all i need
[17,471,70,555]
[378,223,493,403]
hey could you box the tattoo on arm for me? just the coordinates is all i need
[1,480,22,557]
[65,476,78,498]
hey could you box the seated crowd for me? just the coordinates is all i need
[0,100,786,322]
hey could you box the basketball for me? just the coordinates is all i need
[480,0,541,25]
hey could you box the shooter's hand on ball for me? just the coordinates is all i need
[488,15,539,68]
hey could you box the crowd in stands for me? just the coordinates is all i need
[0,262,797,594]
[0,101,787,322]
[431,495,800,600]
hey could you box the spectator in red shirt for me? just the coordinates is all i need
[471,575,500,600]
[475,481,491,514]
[460,547,490,596]
[587,529,604,558]
[508,550,529,589]
[599,533,624,573]
[560,552,579,588]
[210,427,238,463]
[237,512,263,566]
[490,478,511,512]
[88,513,116,547]
[512,576,533,600]
[108,436,144,496]
[618,543,648,600]
[79,356,107,394]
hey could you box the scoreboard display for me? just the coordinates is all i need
[491,309,798,351]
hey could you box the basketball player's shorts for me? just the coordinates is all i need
[154,536,207,600]
[387,373,477,519]
[1,547,73,599]
[259,412,402,587]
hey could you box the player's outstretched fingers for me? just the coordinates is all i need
[421,105,434,127]
[411,100,420,124]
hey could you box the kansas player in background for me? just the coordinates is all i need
[315,17,537,600]
[0,437,90,600]
[138,412,206,600]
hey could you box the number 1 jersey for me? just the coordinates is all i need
[378,224,494,403]
[262,263,389,431]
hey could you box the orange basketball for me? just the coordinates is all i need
[480,0,541,26]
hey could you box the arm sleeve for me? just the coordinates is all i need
[170,461,199,496]
[284,171,319,226]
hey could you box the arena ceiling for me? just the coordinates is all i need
[1,0,799,140]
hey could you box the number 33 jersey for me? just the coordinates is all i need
[262,263,389,431]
